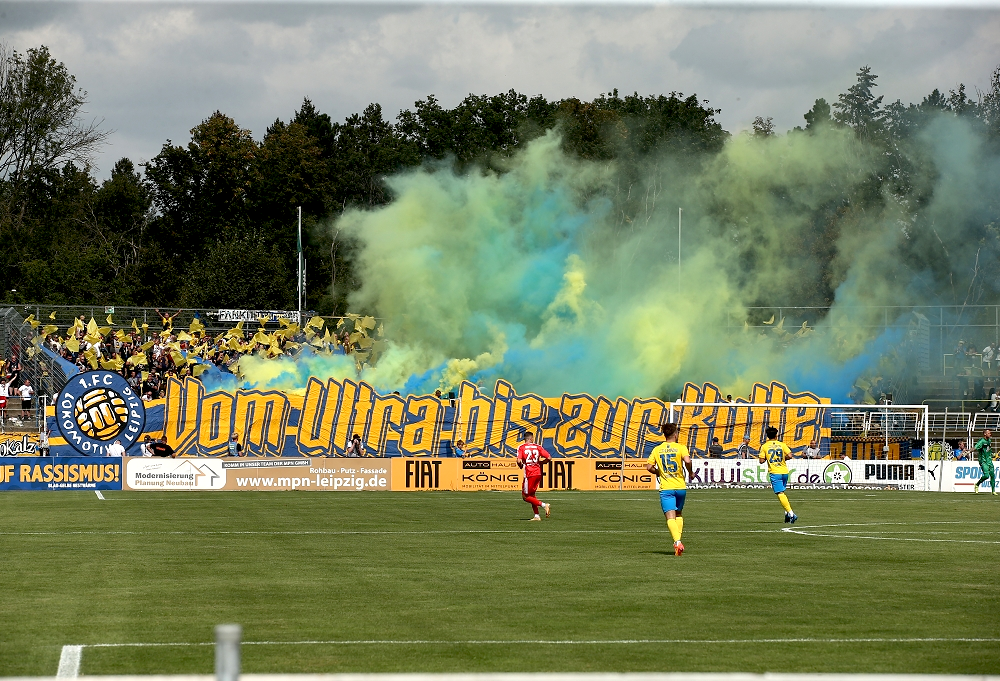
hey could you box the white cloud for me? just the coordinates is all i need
[1,3,997,176]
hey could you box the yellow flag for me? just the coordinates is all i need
[763,315,775,325]
[176,331,193,342]
[49,311,57,320]
[87,317,99,335]
[98,326,111,336]
[189,318,205,334]
[100,357,124,371]
[307,316,324,329]
[41,324,58,336]
[65,337,80,353]
[132,319,140,332]
[127,354,148,367]
[141,340,154,351]
[192,364,209,377]
[361,316,376,330]
[106,314,113,325]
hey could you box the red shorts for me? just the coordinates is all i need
[522,473,542,499]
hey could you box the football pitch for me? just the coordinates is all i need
[0,489,997,676]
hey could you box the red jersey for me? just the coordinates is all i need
[517,442,551,477]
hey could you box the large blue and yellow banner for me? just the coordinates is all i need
[44,372,828,459]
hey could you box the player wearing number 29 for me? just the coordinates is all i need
[646,423,693,556]
[759,426,798,523]
[517,431,551,521]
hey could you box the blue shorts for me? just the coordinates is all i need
[659,489,686,514]
[769,474,788,494]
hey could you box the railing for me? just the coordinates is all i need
[0,307,69,431]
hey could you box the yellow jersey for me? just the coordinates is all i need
[648,442,689,490]
[760,439,792,474]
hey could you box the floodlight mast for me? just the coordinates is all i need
[667,401,930,491]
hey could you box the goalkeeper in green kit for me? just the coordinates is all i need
[973,428,997,495]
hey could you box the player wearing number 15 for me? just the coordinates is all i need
[759,426,797,523]
[646,422,693,556]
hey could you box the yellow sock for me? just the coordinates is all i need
[777,492,792,513]
[677,516,684,535]
[666,518,681,542]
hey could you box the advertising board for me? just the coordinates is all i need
[684,458,927,491]
[113,456,931,492]
[123,457,390,491]
[938,460,997,492]
[0,457,123,490]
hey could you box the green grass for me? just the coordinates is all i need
[0,489,997,675]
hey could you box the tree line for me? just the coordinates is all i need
[1,44,999,313]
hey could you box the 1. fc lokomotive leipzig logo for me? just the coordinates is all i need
[57,371,146,456]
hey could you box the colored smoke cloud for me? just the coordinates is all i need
[236,117,1000,402]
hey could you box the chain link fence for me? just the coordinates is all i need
[0,307,71,431]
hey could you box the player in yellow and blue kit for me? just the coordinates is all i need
[759,426,798,523]
[646,422,694,556]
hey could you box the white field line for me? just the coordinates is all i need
[0,529,733,536]
[95,491,104,500]
[783,521,1000,544]
[56,645,81,678]
[6,521,999,539]
[78,637,1000,648]
[57,637,1000,678]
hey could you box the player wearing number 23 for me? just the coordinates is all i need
[759,426,798,523]
[646,422,694,556]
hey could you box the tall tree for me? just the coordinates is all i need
[832,65,885,142]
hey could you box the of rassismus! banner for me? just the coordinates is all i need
[0,457,123,490]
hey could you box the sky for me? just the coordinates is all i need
[1,1,999,178]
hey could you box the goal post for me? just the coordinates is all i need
[665,402,931,491]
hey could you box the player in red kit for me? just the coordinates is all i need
[516,431,551,521]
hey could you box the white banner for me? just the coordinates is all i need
[938,460,998,492]
[216,309,301,324]
[686,458,928,491]
[125,457,226,490]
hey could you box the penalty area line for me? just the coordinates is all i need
[95,491,104,500]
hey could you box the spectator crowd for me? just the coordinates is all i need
[21,310,381,403]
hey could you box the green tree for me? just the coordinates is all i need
[144,112,261,305]
[832,66,885,142]
[0,45,108,219]
[751,116,775,138]
[803,98,832,130]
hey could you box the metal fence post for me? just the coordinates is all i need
[215,624,241,681]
